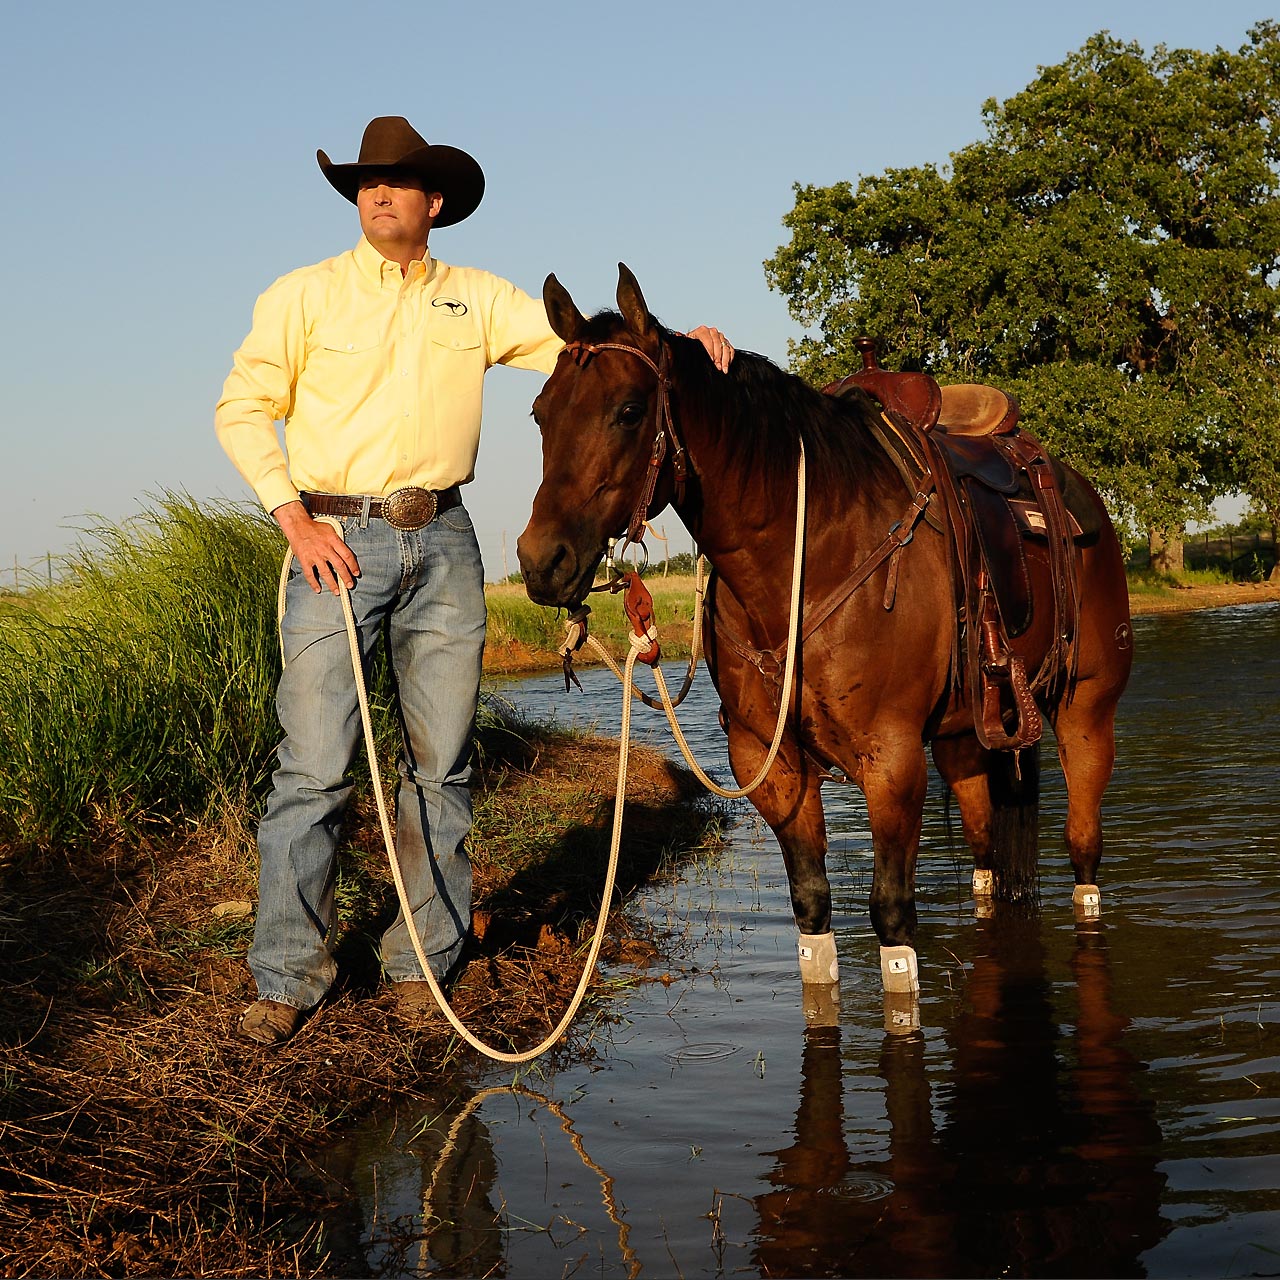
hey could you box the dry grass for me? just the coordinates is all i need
[0,730,725,1277]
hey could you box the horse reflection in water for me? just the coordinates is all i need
[753,916,1167,1278]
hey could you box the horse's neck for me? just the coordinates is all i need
[675,408,810,645]
[674,385,890,648]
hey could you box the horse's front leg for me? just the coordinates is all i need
[863,737,929,994]
[727,726,837,987]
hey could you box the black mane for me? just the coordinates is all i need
[583,310,899,499]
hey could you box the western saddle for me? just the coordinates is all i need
[824,339,1086,752]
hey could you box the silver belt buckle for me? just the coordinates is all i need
[382,486,438,531]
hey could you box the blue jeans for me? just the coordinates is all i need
[248,503,486,1011]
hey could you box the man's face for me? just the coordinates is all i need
[356,174,443,253]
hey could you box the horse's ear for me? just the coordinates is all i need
[616,263,654,338]
[543,273,586,343]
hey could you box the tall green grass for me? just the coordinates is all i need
[0,497,289,849]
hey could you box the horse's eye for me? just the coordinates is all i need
[615,401,646,429]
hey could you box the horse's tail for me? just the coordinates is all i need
[989,744,1041,903]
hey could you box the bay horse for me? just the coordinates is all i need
[517,265,1132,1007]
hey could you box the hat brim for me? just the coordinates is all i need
[317,143,485,228]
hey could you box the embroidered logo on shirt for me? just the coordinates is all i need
[432,298,469,316]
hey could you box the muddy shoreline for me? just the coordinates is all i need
[0,728,726,1277]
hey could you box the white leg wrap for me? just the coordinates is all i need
[973,868,994,898]
[880,945,920,994]
[797,931,839,985]
[1072,883,1102,918]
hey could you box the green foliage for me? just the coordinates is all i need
[766,23,1280,541]
[0,497,287,848]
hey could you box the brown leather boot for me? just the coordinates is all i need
[236,999,303,1046]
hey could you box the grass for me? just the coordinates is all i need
[1125,565,1235,595]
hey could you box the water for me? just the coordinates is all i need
[333,603,1280,1278]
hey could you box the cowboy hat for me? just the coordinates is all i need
[316,116,485,228]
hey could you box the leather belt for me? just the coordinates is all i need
[301,485,461,531]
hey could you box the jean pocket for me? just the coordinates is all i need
[437,505,474,534]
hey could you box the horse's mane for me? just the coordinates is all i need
[582,311,899,499]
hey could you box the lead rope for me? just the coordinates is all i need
[578,444,807,799]
[276,518,642,1064]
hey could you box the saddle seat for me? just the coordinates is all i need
[823,339,1085,753]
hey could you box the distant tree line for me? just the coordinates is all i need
[765,23,1280,578]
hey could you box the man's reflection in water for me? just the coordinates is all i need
[753,914,1168,1278]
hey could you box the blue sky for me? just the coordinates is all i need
[1,1,1267,582]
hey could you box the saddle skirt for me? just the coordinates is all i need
[824,341,1088,752]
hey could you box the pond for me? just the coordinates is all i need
[331,603,1280,1278]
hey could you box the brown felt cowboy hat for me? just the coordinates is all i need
[317,116,485,228]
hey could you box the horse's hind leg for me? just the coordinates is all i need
[1053,690,1119,914]
[728,729,837,986]
[931,733,995,896]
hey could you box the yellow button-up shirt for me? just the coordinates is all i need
[215,236,564,515]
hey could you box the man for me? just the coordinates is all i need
[216,117,732,1046]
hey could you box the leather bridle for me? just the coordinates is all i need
[561,338,689,553]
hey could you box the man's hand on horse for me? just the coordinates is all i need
[273,500,362,595]
[687,325,734,373]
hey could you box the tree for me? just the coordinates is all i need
[765,24,1280,568]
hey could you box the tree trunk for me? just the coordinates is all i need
[1148,527,1185,576]
[1271,521,1279,583]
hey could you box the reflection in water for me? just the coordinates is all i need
[335,1084,643,1278]
[753,913,1167,1278]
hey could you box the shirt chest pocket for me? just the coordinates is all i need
[313,324,382,358]
[429,329,483,356]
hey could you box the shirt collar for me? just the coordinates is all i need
[353,235,434,287]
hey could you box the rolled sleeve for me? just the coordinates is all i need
[484,277,564,375]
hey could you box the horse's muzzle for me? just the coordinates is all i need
[516,529,599,608]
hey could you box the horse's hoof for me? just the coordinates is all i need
[1072,883,1102,919]
[973,868,994,898]
[797,931,839,985]
[883,989,921,1035]
[880,945,919,994]
[802,981,841,1028]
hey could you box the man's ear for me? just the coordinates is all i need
[544,273,586,342]
[428,192,445,219]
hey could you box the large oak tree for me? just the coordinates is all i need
[766,24,1280,570]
